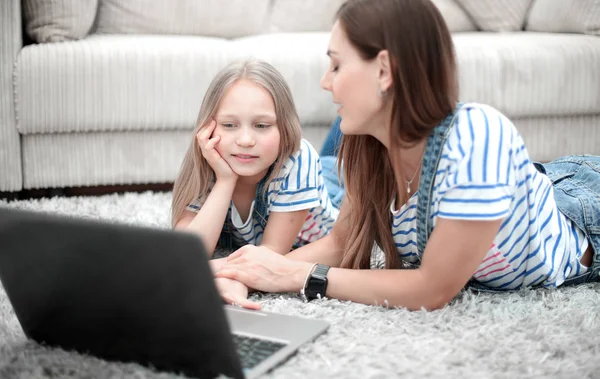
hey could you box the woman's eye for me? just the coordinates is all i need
[331,65,338,72]
[255,123,270,129]
[221,123,236,128]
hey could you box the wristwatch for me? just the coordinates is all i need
[300,263,330,302]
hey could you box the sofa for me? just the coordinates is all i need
[1,0,599,192]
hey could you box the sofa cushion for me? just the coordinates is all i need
[526,0,600,35]
[453,33,600,118]
[455,0,534,31]
[23,0,98,43]
[14,33,336,134]
[95,0,270,39]
[431,0,477,32]
[268,0,343,33]
[15,35,233,134]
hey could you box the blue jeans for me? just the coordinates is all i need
[416,103,600,290]
[533,156,600,286]
[320,116,345,210]
[320,116,343,157]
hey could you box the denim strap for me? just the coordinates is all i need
[415,103,464,259]
[413,104,503,292]
[253,166,272,229]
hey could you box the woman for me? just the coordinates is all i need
[215,0,599,311]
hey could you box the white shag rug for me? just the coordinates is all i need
[1,191,599,379]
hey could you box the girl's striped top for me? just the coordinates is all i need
[187,139,339,250]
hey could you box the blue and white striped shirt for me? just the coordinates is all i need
[391,103,589,289]
[188,139,339,249]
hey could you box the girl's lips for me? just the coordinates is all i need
[233,154,258,163]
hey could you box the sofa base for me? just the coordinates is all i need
[22,130,191,189]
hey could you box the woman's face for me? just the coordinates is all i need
[320,21,388,137]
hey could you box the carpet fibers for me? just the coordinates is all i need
[1,192,599,378]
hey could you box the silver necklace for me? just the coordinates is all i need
[406,161,422,194]
[406,147,426,194]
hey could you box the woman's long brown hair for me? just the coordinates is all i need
[336,0,459,269]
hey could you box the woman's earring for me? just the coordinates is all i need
[378,88,387,97]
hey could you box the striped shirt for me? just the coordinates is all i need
[187,139,339,249]
[391,103,589,289]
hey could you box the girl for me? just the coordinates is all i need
[172,59,339,254]
[215,0,599,311]
[171,60,339,305]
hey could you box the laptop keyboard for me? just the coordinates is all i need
[232,334,287,369]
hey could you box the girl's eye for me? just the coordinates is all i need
[221,123,236,128]
[330,64,339,72]
[255,123,270,129]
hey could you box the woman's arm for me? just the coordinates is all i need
[218,216,501,310]
[175,179,236,257]
[326,217,502,310]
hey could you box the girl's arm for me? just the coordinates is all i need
[283,198,350,266]
[175,179,236,257]
[259,209,310,254]
[258,139,347,257]
[211,199,348,287]
[175,119,239,257]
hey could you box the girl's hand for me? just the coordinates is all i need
[196,120,237,182]
[215,245,315,293]
[214,277,262,310]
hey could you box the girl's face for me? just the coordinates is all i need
[320,21,389,138]
[213,79,281,181]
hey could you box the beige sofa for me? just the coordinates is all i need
[1,0,599,192]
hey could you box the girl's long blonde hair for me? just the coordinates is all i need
[171,60,302,227]
[336,0,459,269]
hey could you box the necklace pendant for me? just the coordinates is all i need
[407,186,411,194]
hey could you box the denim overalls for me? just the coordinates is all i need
[321,108,600,289]
[216,167,272,251]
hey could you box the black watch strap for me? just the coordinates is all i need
[302,264,330,302]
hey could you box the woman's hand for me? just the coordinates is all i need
[214,277,261,310]
[196,120,237,182]
[215,245,315,293]
[209,257,227,276]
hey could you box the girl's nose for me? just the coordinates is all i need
[236,129,255,147]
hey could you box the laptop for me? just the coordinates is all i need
[0,207,329,379]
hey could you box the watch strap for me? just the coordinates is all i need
[313,263,330,278]
[302,263,330,302]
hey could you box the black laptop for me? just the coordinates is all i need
[0,207,329,379]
